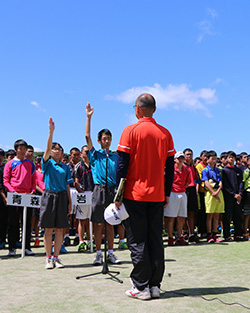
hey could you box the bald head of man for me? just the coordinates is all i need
[135,93,156,118]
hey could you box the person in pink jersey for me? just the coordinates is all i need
[4,139,36,256]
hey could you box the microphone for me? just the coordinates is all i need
[104,148,109,159]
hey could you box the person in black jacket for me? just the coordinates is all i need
[222,151,243,241]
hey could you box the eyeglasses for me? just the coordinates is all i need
[133,104,141,108]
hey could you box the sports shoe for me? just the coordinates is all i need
[150,286,160,298]
[73,236,79,246]
[207,234,215,243]
[125,286,151,300]
[45,258,54,269]
[40,229,45,237]
[162,230,168,237]
[54,258,64,268]
[60,243,68,254]
[119,241,128,249]
[168,237,174,246]
[93,253,103,266]
[25,249,35,256]
[86,241,96,251]
[8,248,16,257]
[224,236,233,242]
[243,233,249,241]
[63,237,70,246]
[235,236,243,242]
[77,242,86,253]
[175,237,188,246]
[213,234,222,243]
[188,235,200,244]
[107,253,121,264]
[34,239,40,248]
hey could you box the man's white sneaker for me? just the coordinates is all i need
[107,253,121,264]
[45,258,54,269]
[125,286,151,300]
[150,286,161,298]
[8,249,16,257]
[93,253,103,266]
[25,249,35,256]
[54,258,64,268]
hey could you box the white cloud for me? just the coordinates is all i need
[31,101,39,107]
[197,8,219,43]
[207,8,218,19]
[107,83,217,117]
[34,147,43,152]
[211,78,224,85]
[30,101,46,112]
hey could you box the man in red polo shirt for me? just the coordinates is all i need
[116,93,175,300]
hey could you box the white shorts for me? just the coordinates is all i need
[164,192,187,218]
[75,204,91,220]
[70,188,77,214]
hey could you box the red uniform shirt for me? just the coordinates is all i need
[172,164,191,193]
[183,163,197,187]
[117,117,175,202]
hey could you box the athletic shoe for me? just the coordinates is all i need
[243,233,249,241]
[34,239,40,248]
[189,235,201,244]
[16,241,22,248]
[125,286,151,300]
[86,241,96,251]
[0,241,6,249]
[54,258,64,268]
[175,237,188,246]
[213,234,222,243]
[235,236,243,242]
[93,253,103,266]
[63,237,70,246]
[224,237,233,242]
[150,286,160,298]
[40,229,45,237]
[45,258,54,269]
[77,242,86,253]
[25,249,35,256]
[119,241,128,249]
[207,235,215,243]
[8,249,16,257]
[162,230,168,237]
[73,236,79,246]
[107,253,121,264]
[168,237,174,246]
[60,244,68,254]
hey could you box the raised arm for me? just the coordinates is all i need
[85,102,93,151]
[43,117,55,162]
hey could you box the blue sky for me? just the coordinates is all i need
[0,1,249,158]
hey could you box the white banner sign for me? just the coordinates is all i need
[7,193,41,208]
[71,191,92,206]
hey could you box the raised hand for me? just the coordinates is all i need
[49,117,55,132]
[86,102,94,118]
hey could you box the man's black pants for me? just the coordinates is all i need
[223,191,242,239]
[8,206,32,250]
[123,198,165,291]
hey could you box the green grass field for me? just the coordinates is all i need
[1,236,250,313]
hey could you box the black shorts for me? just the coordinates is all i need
[91,185,115,223]
[186,186,198,212]
[39,189,70,228]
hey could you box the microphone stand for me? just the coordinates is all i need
[76,149,123,283]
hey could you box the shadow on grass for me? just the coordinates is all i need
[161,286,249,298]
